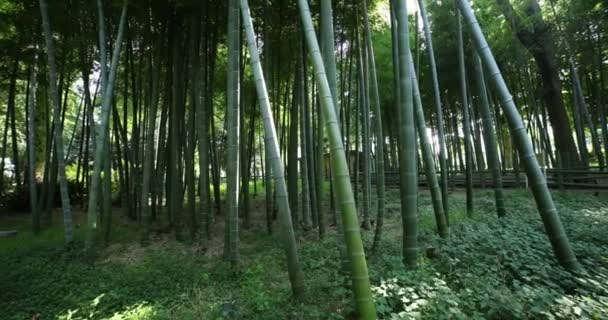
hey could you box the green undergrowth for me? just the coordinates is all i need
[1,190,607,319]
[371,190,608,319]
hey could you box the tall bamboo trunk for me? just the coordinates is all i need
[39,0,75,245]
[473,51,506,218]
[320,0,348,273]
[357,21,372,231]
[239,0,305,299]
[298,0,377,317]
[571,62,603,170]
[85,0,128,250]
[456,0,580,271]
[418,0,449,218]
[409,55,448,238]
[141,25,162,243]
[362,0,386,254]
[225,0,240,268]
[288,63,300,228]
[28,49,40,234]
[394,0,418,269]
[455,2,474,217]
[7,58,21,188]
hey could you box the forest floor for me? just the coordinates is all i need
[1,189,608,319]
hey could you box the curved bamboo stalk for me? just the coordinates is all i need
[418,0,449,219]
[297,0,377,317]
[240,0,306,298]
[455,0,580,271]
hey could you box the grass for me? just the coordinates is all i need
[1,188,607,319]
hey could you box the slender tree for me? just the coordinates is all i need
[141,31,162,243]
[571,63,604,169]
[456,0,580,271]
[39,0,74,244]
[455,2,473,217]
[197,11,212,246]
[288,65,300,228]
[85,0,128,250]
[320,0,348,275]
[7,58,20,188]
[0,102,9,190]
[362,0,386,253]
[496,0,581,168]
[225,0,240,268]
[300,55,312,231]
[168,19,185,242]
[28,49,40,234]
[239,0,306,299]
[297,0,377,317]
[395,0,418,269]
[418,0,448,218]
[319,0,339,239]
[357,20,372,231]
[409,55,448,238]
[473,51,506,218]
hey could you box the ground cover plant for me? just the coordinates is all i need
[2,190,607,319]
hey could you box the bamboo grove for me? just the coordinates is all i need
[1,0,607,318]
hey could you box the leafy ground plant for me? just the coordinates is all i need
[371,190,608,319]
[1,190,607,319]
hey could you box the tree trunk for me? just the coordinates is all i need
[473,51,506,218]
[225,0,240,269]
[394,0,418,270]
[28,49,40,234]
[39,0,74,245]
[455,3,474,217]
[457,0,580,271]
[8,58,21,188]
[362,0,386,254]
[85,0,128,250]
[409,55,448,238]
[496,0,581,168]
[298,0,377,317]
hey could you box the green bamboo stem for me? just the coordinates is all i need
[297,0,377,317]
[395,0,418,269]
[362,0,386,253]
[455,2,474,217]
[28,50,40,234]
[225,0,240,268]
[39,0,75,245]
[473,51,506,218]
[418,0,449,219]
[85,0,128,251]
[455,0,580,271]
[408,55,448,238]
[240,0,307,299]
